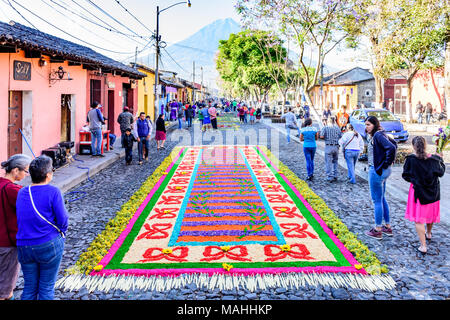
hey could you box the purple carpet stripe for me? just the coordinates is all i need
[183,212,266,218]
[181,220,271,226]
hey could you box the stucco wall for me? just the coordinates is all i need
[1,50,87,163]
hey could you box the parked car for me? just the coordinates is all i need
[349,108,409,143]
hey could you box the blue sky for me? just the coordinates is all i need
[0,0,369,71]
[0,0,241,61]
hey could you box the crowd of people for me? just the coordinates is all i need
[0,96,446,300]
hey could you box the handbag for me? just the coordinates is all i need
[342,133,357,157]
[28,186,65,239]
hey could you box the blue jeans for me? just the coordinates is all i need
[324,145,339,180]
[368,166,392,227]
[417,113,423,124]
[303,147,316,177]
[187,117,192,127]
[138,136,150,161]
[90,128,102,155]
[104,133,116,147]
[345,149,360,183]
[17,235,65,300]
[286,126,301,142]
[178,118,182,129]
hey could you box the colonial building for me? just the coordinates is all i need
[130,63,157,121]
[311,67,376,110]
[0,21,144,162]
[383,68,445,116]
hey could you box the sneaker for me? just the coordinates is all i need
[98,154,105,157]
[138,161,143,165]
[365,228,383,240]
[145,157,149,161]
[381,226,393,236]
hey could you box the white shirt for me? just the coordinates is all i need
[339,131,365,151]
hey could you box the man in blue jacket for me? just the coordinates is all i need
[132,112,153,165]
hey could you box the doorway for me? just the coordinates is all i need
[108,90,115,133]
[8,91,22,157]
[61,94,72,142]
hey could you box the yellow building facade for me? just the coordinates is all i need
[134,64,156,121]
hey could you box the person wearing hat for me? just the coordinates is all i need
[117,106,134,148]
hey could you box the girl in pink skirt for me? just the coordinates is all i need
[402,136,446,254]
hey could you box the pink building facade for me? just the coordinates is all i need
[0,21,144,165]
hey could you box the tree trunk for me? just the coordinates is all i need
[445,39,450,115]
[375,75,383,107]
[406,77,413,122]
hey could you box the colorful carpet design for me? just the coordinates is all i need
[57,145,396,293]
[90,145,366,277]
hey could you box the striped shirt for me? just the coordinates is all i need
[320,125,342,145]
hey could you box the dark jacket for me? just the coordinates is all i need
[123,134,136,149]
[156,118,166,133]
[402,154,446,205]
[372,131,397,176]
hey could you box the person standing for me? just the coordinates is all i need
[186,105,193,128]
[86,101,106,157]
[133,112,153,165]
[177,103,184,129]
[336,105,349,132]
[238,105,245,123]
[415,101,424,124]
[155,114,167,150]
[282,107,301,143]
[123,128,136,165]
[197,105,204,127]
[402,137,445,254]
[243,104,249,124]
[364,116,397,239]
[339,124,365,184]
[425,103,433,124]
[16,155,68,300]
[0,154,31,300]
[300,118,319,181]
[320,116,343,182]
[388,99,394,114]
[209,104,218,129]
[117,106,134,148]
[201,105,212,132]
[322,106,332,122]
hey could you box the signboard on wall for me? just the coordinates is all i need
[13,60,31,81]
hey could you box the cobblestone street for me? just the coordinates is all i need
[12,119,449,300]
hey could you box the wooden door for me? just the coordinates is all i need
[61,95,71,142]
[144,94,148,116]
[108,90,115,133]
[8,91,23,157]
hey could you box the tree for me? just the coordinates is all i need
[385,0,447,121]
[236,0,352,122]
[216,30,284,105]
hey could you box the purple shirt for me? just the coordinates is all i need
[16,185,68,246]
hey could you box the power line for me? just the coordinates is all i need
[8,0,139,55]
[41,0,135,52]
[113,0,154,35]
[162,47,190,75]
[48,0,147,46]
[119,38,154,63]
[85,0,147,41]
[4,0,38,29]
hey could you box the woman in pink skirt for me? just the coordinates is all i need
[402,136,446,254]
[155,113,167,150]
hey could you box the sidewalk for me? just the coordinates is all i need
[263,119,450,227]
[18,121,178,194]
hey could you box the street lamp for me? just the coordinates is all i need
[154,1,191,118]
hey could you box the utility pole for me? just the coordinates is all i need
[320,62,324,110]
[192,61,195,102]
[154,6,160,119]
[201,66,203,101]
[134,46,138,68]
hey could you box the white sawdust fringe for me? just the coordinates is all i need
[55,272,396,293]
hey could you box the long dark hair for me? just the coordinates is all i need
[364,116,381,136]
[412,136,427,160]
